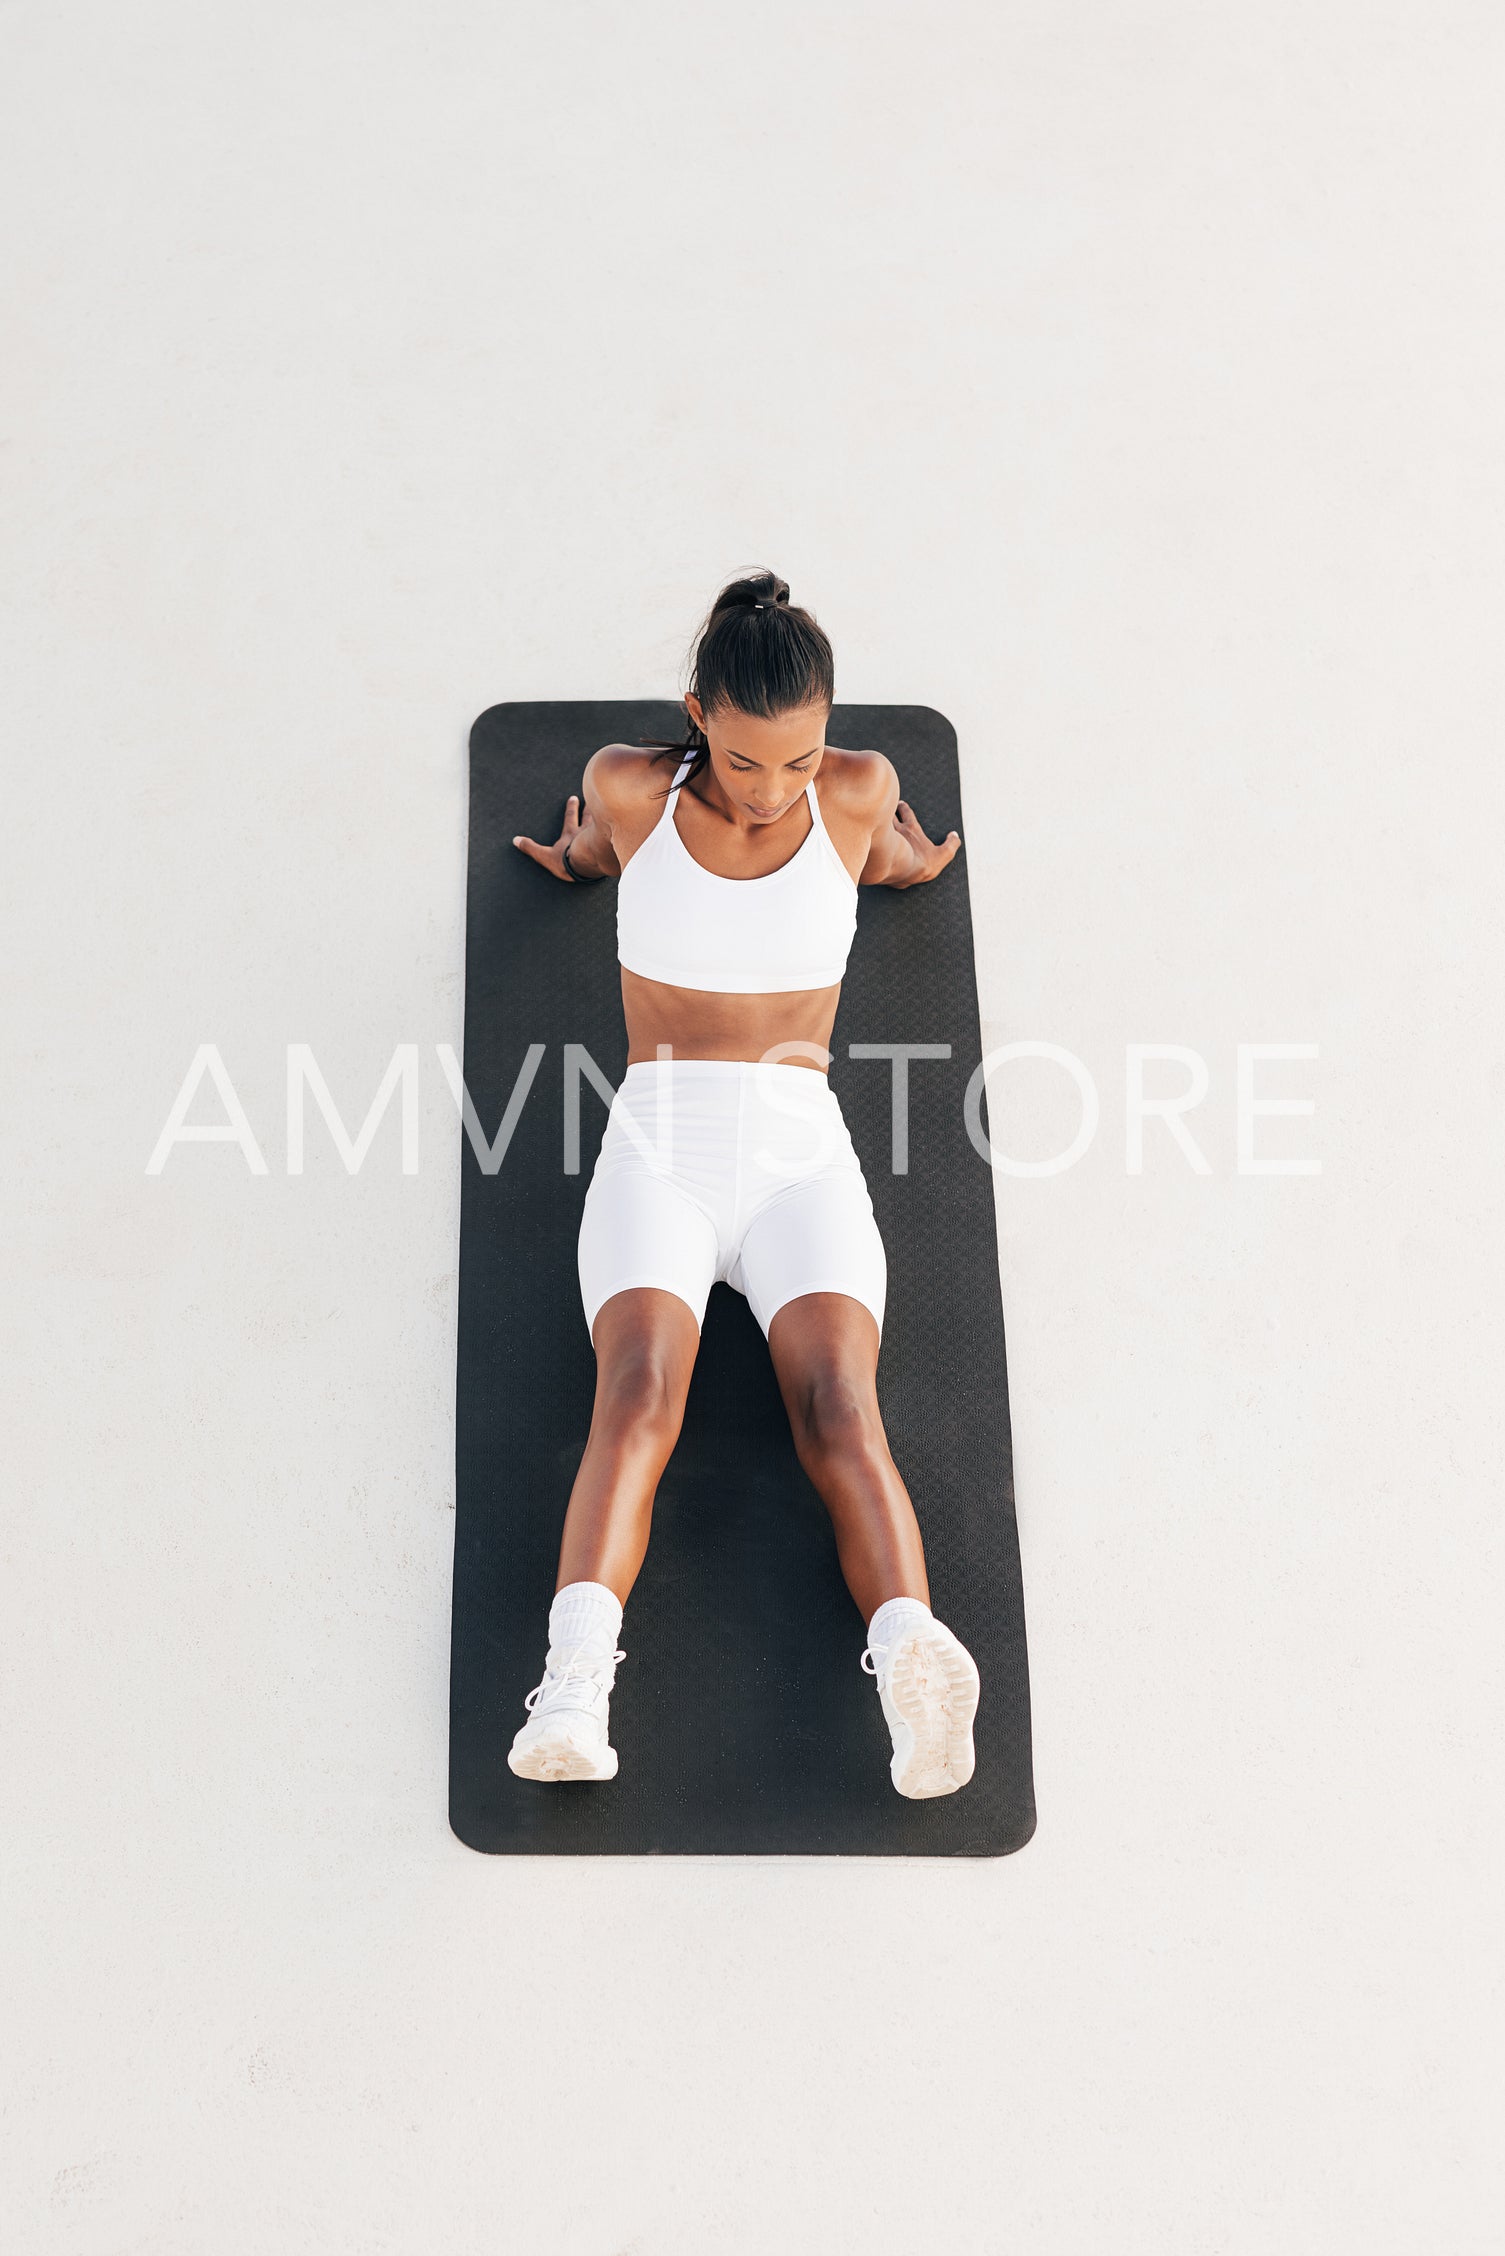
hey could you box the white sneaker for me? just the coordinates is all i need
[861,1615,980,1799]
[507,1640,626,1783]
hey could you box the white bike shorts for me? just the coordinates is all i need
[577,1058,888,1343]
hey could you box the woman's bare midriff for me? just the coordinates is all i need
[621,967,840,1073]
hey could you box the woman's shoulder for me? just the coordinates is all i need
[816,743,896,818]
[585,741,682,812]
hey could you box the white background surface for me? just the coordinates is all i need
[4,3,1501,2250]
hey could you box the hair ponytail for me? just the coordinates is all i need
[636,569,834,793]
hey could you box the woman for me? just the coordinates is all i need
[506,570,982,1799]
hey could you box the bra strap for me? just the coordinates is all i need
[804,776,858,889]
[653,750,696,836]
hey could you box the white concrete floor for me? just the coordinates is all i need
[4,4,1502,2250]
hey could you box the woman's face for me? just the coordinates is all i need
[686,695,830,822]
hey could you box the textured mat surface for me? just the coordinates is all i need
[450,701,1034,1855]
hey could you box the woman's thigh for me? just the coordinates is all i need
[729,1169,888,1345]
[578,1161,721,1346]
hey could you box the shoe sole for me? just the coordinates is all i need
[507,1723,618,1783]
[886,1630,980,1799]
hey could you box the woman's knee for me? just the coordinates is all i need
[589,1313,696,1445]
[786,1362,885,1467]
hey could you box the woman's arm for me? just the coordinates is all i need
[857,752,961,888]
[512,747,623,883]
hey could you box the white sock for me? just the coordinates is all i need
[866,1595,933,1654]
[547,1579,624,1661]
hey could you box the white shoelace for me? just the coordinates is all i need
[523,1640,627,1718]
[862,1604,936,1684]
[861,1622,931,1685]
[861,1639,906,1689]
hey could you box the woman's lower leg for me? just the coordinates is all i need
[797,1413,931,1622]
[555,1288,701,1603]
[767,1294,930,1622]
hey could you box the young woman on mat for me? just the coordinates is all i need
[506,570,981,1798]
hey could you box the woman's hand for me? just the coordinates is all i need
[512,794,608,883]
[890,800,961,888]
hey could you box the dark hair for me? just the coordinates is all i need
[636,568,834,793]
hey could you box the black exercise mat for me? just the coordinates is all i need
[450,701,1034,1856]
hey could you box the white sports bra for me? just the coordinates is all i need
[616,751,860,994]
